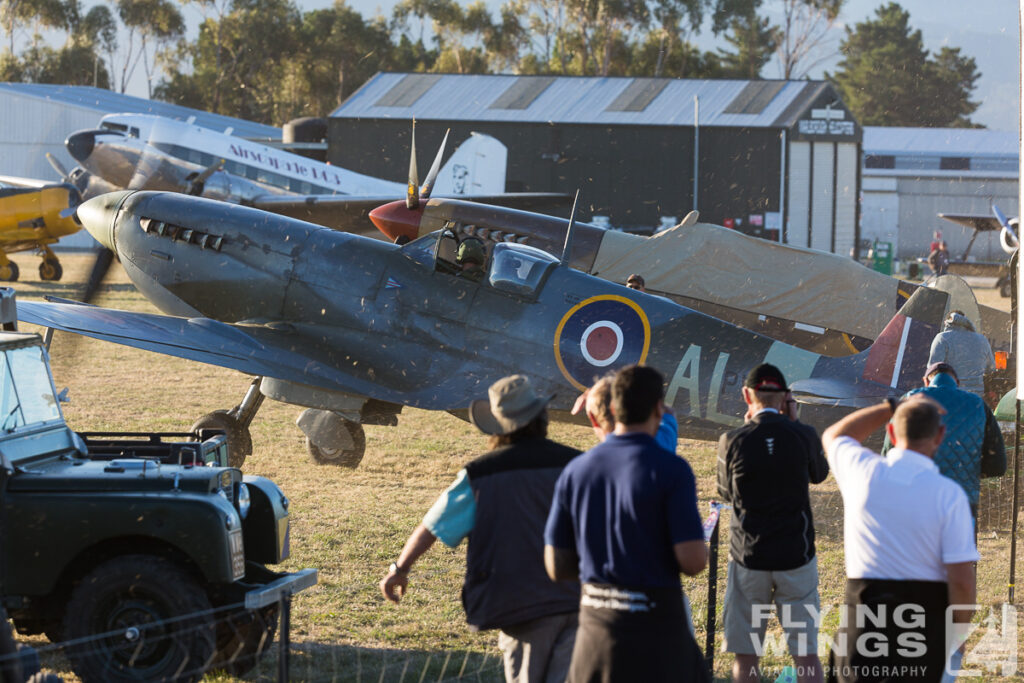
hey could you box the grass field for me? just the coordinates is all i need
[8,251,1023,682]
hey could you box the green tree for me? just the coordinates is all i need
[718,0,776,78]
[828,2,980,127]
[114,0,184,96]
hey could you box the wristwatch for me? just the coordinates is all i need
[885,397,899,413]
[389,561,409,576]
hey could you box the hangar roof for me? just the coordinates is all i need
[864,126,1017,158]
[0,83,280,139]
[332,73,845,130]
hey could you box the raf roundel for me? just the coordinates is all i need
[554,295,651,390]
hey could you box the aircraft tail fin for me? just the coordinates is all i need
[433,133,508,196]
[792,284,948,407]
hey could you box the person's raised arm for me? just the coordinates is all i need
[821,402,893,451]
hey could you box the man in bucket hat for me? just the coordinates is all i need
[380,375,581,683]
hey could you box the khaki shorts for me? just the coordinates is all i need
[722,557,819,657]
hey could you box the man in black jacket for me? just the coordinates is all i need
[717,364,829,683]
[380,375,581,683]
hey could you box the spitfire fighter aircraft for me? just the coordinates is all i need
[15,183,955,468]
[62,113,567,233]
[369,196,1013,358]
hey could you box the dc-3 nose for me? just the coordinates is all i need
[77,191,133,252]
[65,130,99,163]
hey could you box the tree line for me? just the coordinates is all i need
[0,0,980,129]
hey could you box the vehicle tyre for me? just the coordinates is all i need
[38,260,62,282]
[0,262,19,282]
[61,555,216,683]
[1000,277,1012,298]
[210,605,278,677]
[190,410,252,468]
[305,420,365,468]
[0,606,23,683]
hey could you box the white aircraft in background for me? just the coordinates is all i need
[63,113,566,234]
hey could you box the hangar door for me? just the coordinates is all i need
[785,140,858,256]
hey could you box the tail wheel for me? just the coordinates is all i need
[39,259,63,281]
[0,262,19,282]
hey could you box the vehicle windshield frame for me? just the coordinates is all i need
[0,343,64,441]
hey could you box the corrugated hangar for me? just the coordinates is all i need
[329,73,863,256]
[0,83,281,247]
[860,126,1018,261]
[0,83,278,181]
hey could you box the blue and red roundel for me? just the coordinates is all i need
[554,295,651,390]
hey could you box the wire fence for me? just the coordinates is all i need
[7,464,1022,682]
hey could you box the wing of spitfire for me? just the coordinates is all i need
[17,188,955,466]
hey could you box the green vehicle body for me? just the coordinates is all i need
[0,315,314,682]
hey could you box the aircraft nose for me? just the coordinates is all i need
[77,191,133,252]
[368,200,424,243]
[65,130,97,163]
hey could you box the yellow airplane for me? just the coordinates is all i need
[0,183,81,281]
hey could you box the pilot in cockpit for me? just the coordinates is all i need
[456,237,487,282]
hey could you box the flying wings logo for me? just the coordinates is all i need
[554,295,651,391]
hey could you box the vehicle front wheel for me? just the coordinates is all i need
[210,605,279,677]
[39,259,63,281]
[0,262,19,282]
[305,419,365,468]
[61,555,216,683]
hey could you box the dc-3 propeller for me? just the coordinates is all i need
[992,204,1019,255]
[76,123,454,303]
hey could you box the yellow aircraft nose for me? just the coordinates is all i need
[78,191,133,252]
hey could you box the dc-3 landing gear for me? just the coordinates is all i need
[191,377,387,468]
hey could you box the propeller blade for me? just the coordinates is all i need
[46,153,71,182]
[420,128,450,202]
[81,247,115,304]
[406,121,419,210]
[187,159,224,196]
[992,204,1019,252]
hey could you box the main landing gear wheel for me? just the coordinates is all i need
[39,259,63,281]
[0,262,19,282]
[191,410,252,468]
[298,409,366,468]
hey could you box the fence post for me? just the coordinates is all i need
[278,592,292,683]
[705,514,720,676]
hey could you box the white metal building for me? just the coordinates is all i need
[861,126,1018,261]
[0,84,280,248]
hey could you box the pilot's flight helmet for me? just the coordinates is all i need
[457,238,486,265]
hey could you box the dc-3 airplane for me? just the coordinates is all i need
[16,181,959,468]
[62,113,567,232]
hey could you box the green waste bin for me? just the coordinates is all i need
[869,240,893,275]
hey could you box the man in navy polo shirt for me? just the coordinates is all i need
[544,364,709,682]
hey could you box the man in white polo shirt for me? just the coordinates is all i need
[821,395,977,683]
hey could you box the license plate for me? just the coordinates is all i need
[229,529,245,579]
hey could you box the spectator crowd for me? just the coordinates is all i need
[380,342,1005,682]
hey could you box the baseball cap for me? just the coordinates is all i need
[925,362,958,381]
[744,363,788,392]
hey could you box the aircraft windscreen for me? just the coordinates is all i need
[401,231,439,266]
[488,243,556,296]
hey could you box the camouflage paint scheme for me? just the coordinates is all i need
[19,190,950,442]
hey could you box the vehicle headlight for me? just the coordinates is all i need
[236,482,251,519]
